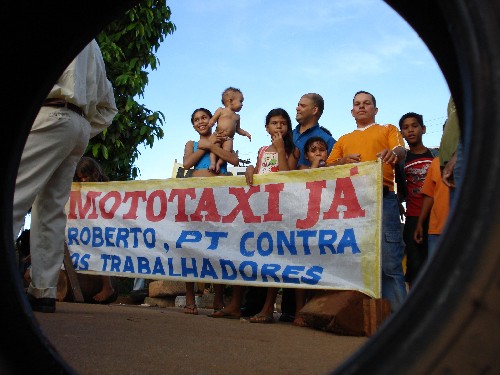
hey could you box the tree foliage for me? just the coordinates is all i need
[86,0,176,181]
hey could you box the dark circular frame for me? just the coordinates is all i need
[1,1,499,374]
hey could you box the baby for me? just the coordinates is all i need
[208,87,251,172]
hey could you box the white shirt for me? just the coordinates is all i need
[47,39,118,138]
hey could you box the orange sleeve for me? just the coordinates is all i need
[326,137,343,164]
[387,124,405,150]
[421,158,440,197]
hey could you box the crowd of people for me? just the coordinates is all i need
[177,89,459,325]
[13,39,460,319]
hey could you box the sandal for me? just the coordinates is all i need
[183,304,199,315]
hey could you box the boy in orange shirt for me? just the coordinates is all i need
[414,156,450,255]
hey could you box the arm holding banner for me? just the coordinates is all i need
[327,154,361,166]
[245,165,256,185]
[376,124,406,165]
[376,146,406,165]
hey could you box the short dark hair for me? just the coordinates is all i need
[222,87,242,105]
[353,90,376,107]
[303,93,324,118]
[398,112,424,129]
[304,136,328,153]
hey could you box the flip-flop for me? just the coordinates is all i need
[210,310,241,319]
[249,314,274,324]
[183,304,199,315]
[207,308,224,318]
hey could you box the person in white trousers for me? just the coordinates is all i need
[12,39,118,312]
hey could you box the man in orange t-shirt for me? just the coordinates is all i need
[326,91,407,312]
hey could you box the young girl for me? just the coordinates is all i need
[299,136,329,169]
[244,108,299,182]
[73,157,116,303]
[249,108,308,324]
[212,108,300,322]
[182,107,240,315]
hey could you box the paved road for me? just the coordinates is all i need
[34,301,368,375]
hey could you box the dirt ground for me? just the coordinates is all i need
[34,300,368,375]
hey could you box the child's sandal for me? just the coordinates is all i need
[183,304,198,315]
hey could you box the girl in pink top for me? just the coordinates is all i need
[246,108,305,325]
[211,108,300,322]
[245,108,299,180]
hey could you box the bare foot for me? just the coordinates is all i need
[212,303,225,313]
[209,163,216,172]
[210,308,240,319]
[93,286,115,303]
[293,315,308,327]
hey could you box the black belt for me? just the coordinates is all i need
[383,186,390,196]
[42,98,84,116]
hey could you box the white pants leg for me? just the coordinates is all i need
[13,107,90,298]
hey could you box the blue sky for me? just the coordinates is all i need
[134,0,450,180]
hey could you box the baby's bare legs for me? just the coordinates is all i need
[216,138,234,173]
[209,150,218,172]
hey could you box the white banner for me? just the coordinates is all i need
[66,161,383,298]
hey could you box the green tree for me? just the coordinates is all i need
[87,0,176,181]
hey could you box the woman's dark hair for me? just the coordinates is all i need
[265,108,295,155]
[190,108,213,124]
[74,157,109,182]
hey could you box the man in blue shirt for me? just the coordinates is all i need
[293,93,336,167]
[278,93,336,321]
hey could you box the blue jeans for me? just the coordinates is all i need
[427,234,440,257]
[382,192,407,312]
